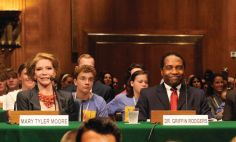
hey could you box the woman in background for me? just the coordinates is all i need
[0,72,7,106]
[102,72,113,87]
[107,70,148,121]
[58,73,74,90]
[101,71,123,96]
[207,73,226,120]
[5,63,35,110]
[16,52,76,120]
[189,76,203,89]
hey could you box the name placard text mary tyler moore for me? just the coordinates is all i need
[19,115,69,126]
[163,115,208,126]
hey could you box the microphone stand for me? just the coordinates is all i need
[50,77,58,111]
[14,101,17,111]
[184,79,188,110]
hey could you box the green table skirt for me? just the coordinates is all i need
[1,121,236,142]
[0,109,7,122]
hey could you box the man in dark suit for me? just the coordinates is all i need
[223,89,236,120]
[92,80,114,103]
[136,52,211,121]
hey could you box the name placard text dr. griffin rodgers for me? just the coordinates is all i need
[163,115,208,126]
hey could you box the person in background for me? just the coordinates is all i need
[136,52,211,121]
[73,65,108,121]
[118,63,144,95]
[204,69,215,83]
[60,118,121,142]
[112,77,122,95]
[189,76,203,89]
[99,71,121,96]
[5,63,35,110]
[221,67,229,90]
[16,52,76,120]
[112,77,119,89]
[59,73,74,90]
[187,74,195,85]
[0,72,7,105]
[206,73,226,120]
[102,72,113,87]
[0,72,7,96]
[227,76,235,90]
[5,69,20,92]
[203,69,214,93]
[107,70,148,121]
[223,88,236,120]
[201,78,209,93]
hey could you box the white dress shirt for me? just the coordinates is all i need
[163,83,181,102]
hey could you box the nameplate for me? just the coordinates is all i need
[19,115,69,126]
[163,115,208,126]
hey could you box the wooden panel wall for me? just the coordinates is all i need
[0,0,24,67]
[0,0,73,75]
[76,0,236,80]
[87,34,203,85]
[1,0,236,83]
[94,43,196,85]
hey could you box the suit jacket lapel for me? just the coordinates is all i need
[56,91,63,112]
[29,87,41,110]
[156,84,170,109]
[178,84,187,109]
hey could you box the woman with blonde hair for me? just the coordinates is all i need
[16,52,76,120]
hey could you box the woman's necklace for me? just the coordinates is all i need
[38,93,56,108]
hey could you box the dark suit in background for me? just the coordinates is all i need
[92,80,114,103]
[63,84,76,92]
[136,83,211,121]
[16,86,77,121]
[223,89,236,120]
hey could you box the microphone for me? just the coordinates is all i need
[14,101,17,111]
[50,77,55,81]
[147,122,159,142]
[50,76,58,90]
[50,76,57,111]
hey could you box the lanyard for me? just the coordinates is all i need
[77,93,93,121]
[133,97,137,106]
[79,100,90,121]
